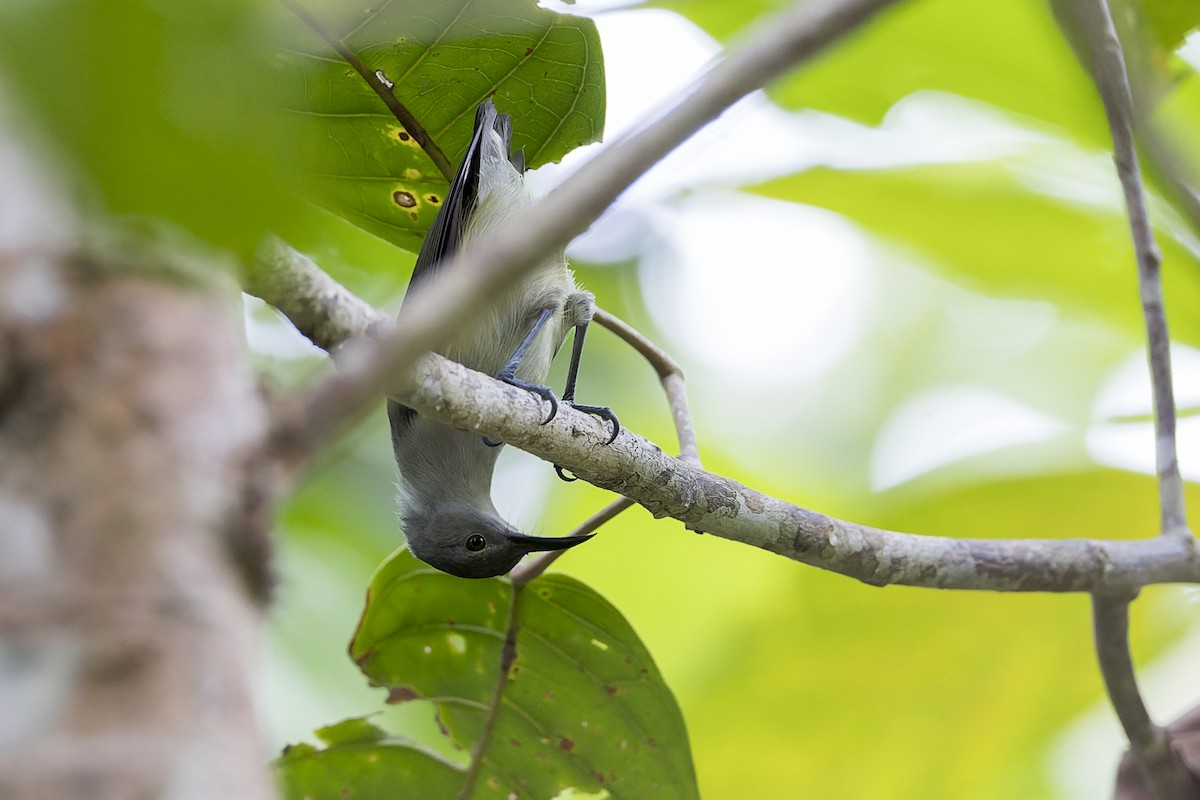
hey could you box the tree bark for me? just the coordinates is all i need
[0,123,274,798]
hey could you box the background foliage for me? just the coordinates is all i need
[1,0,1198,798]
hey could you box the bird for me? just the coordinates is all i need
[388,99,618,579]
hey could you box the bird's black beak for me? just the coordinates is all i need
[506,532,594,553]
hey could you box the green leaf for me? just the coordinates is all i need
[278,720,467,798]
[1139,0,1200,56]
[277,0,606,251]
[344,549,699,799]
[749,161,1200,346]
[0,0,304,254]
[656,0,1109,147]
[314,716,389,746]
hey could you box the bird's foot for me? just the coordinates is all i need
[567,402,620,445]
[552,403,619,482]
[500,375,559,424]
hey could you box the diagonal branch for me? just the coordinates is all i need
[251,241,695,585]
[509,497,636,588]
[398,350,1200,592]
[247,246,1200,594]
[249,236,388,351]
[510,310,702,585]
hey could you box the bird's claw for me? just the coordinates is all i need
[500,375,559,424]
[568,403,620,445]
[552,404,617,482]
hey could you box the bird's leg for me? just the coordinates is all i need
[554,320,620,482]
[483,307,560,447]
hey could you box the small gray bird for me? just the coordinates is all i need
[388,99,617,579]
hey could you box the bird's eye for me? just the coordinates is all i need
[465,533,487,552]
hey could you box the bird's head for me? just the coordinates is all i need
[403,504,592,579]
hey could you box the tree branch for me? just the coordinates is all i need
[1068,0,1189,538]
[250,241,697,585]
[249,236,388,352]
[278,0,906,461]
[249,248,1200,593]
[398,352,1199,592]
[1063,3,1197,795]
[594,307,700,465]
[0,125,272,797]
[1093,596,1198,799]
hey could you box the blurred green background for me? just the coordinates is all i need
[3,0,1199,798]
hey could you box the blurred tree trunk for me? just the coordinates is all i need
[0,118,274,799]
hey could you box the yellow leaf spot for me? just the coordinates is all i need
[549,789,610,800]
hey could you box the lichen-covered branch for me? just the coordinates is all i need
[249,246,1200,594]
[398,353,1199,592]
[248,235,388,352]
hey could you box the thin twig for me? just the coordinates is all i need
[510,498,634,587]
[661,372,700,466]
[1092,595,1196,799]
[505,310,703,586]
[593,308,682,380]
[284,0,906,463]
[280,0,454,180]
[1072,0,1188,537]
[596,307,700,464]
[1070,3,1197,794]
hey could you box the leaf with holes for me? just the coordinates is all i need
[293,548,699,799]
[277,0,605,251]
[277,717,467,797]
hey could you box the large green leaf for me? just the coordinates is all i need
[655,0,1108,146]
[0,0,303,254]
[279,549,698,799]
[277,0,605,251]
[749,161,1200,346]
[278,718,467,797]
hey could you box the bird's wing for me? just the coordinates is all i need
[392,99,516,434]
[408,99,517,285]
